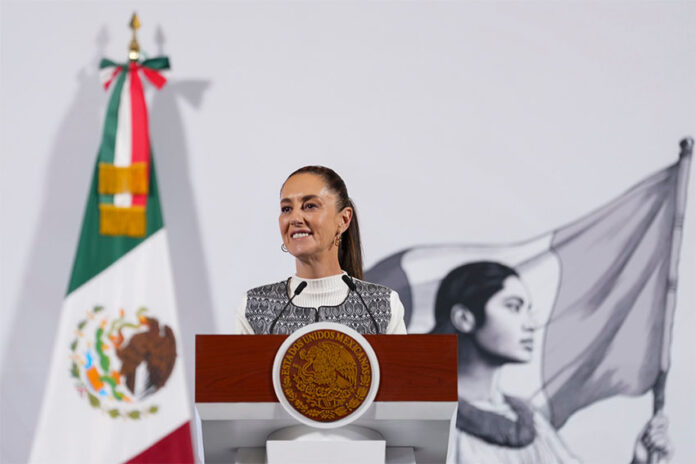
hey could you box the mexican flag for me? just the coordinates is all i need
[29,57,194,463]
[366,141,692,429]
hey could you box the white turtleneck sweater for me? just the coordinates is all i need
[235,272,407,334]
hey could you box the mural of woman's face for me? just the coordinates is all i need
[473,275,534,363]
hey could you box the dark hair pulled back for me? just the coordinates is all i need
[285,166,364,280]
[432,261,518,334]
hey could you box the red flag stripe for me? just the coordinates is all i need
[142,67,168,89]
[129,62,149,207]
[125,421,194,464]
[104,67,122,90]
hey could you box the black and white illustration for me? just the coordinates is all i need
[366,140,692,463]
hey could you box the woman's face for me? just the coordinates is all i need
[473,275,535,363]
[279,173,350,261]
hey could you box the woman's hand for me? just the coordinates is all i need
[631,412,672,464]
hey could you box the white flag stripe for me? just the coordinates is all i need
[113,73,132,207]
[29,230,190,464]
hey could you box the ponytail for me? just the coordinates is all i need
[338,199,364,280]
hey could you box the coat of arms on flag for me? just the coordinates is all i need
[29,15,194,464]
[69,305,177,419]
[366,138,691,463]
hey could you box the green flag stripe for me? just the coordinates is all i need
[67,154,164,295]
[97,70,126,165]
[99,58,119,69]
[141,57,170,70]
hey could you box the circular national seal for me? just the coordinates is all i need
[272,322,380,428]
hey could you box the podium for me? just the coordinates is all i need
[195,334,457,463]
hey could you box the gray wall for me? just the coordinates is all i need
[1,1,695,463]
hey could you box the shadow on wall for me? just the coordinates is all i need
[150,77,215,412]
[0,31,106,464]
[150,24,216,444]
[0,26,214,463]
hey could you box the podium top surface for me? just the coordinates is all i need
[196,334,457,403]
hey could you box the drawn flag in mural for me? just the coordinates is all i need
[366,142,691,429]
[29,50,194,462]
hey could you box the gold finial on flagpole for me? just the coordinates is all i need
[128,13,141,61]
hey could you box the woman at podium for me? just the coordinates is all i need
[235,166,407,335]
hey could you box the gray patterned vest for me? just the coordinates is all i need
[245,279,393,334]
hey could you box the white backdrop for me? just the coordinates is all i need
[1,1,695,463]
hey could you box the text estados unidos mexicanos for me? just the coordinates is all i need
[280,330,370,377]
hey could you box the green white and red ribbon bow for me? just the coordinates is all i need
[96,57,169,236]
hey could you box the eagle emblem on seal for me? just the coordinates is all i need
[299,342,358,407]
[279,329,372,422]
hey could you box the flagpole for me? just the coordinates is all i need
[648,137,693,464]
[128,12,141,61]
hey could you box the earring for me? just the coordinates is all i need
[334,235,342,247]
[281,243,289,253]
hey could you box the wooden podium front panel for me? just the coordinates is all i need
[366,334,457,402]
[196,334,457,403]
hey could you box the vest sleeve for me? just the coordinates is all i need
[234,294,256,334]
[386,290,408,334]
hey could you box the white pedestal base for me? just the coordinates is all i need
[266,425,385,464]
[267,440,385,464]
[234,446,416,464]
